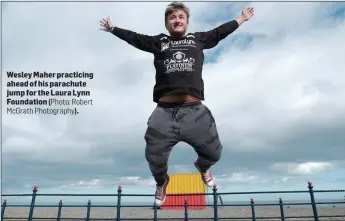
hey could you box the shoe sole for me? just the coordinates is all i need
[155,194,167,207]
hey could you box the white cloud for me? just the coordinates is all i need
[170,164,195,173]
[270,162,336,175]
[60,179,104,190]
[294,162,335,174]
[216,172,266,185]
[204,18,345,150]
[59,176,155,190]
[282,176,293,183]
[118,176,156,187]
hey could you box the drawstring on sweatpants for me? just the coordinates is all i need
[171,105,180,121]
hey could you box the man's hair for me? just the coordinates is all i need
[164,1,190,23]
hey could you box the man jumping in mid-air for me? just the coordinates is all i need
[100,2,254,206]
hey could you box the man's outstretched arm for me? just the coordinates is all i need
[196,7,254,49]
[100,17,158,53]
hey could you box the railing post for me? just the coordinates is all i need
[116,185,122,221]
[153,201,158,221]
[1,199,7,220]
[279,197,285,221]
[57,200,62,221]
[308,181,319,221]
[212,184,218,221]
[184,200,188,221]
[251,198,256,221]
[28,185,38,221]
[86,200,91,221]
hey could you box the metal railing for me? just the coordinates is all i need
[1,181,344,221]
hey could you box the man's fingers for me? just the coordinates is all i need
[101,18,107,24]
[100,17,112,30]
[107,17,112,25]
[100,19,111,27]
[244,7,254,17]
[245,7,254,12]
[100,20,108,26]
[100,18,110,25]
[100,20,111,28]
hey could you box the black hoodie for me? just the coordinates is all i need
[111,20,239,103]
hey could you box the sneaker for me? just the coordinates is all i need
[194,160,214,187]
[155,174,170,206]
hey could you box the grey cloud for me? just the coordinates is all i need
[2,156,150,190]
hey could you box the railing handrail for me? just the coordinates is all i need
[1,182,345,221]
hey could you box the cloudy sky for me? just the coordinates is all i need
[2,1,345,204]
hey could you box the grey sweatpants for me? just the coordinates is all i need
[144,101,223,186]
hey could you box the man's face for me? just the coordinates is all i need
[166,9,188,37]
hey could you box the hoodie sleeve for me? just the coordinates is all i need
[111,26,159,53]
[195,20,239,49]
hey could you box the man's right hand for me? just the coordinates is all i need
[100,17,113,32]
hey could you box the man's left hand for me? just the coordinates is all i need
[242,7,254,21]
